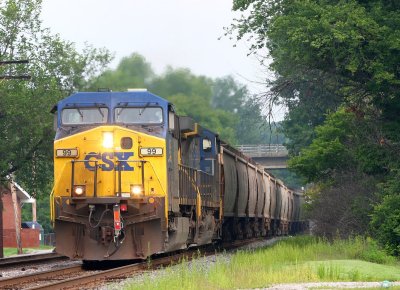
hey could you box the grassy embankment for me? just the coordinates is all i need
[3,245,53,257]
[125,236,400,290]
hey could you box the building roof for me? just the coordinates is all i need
[1,177,35,203]
[12,181,35,203]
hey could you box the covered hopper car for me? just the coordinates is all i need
[50,90,305,261]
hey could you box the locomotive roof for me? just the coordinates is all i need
[54,91,170,111]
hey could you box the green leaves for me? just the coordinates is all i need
[289,108,354,182]
[230,0,400,251]
[87,54,278,145]
[87,53,152,91]
[0,0,111,194]
[371,194,400,256]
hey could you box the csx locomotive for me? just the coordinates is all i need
[50,90,304,261]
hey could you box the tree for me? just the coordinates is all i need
[0,1,111,241]
[230,0,400,251]
[289,108,356,183]
[212,75,285,144]
[86,53,154,91]
[0,0,111,197]
[371,190,400,256]
[230,0,400,151]
[150,66,213,101]
[150,68,237,143]
[212,75,246,112]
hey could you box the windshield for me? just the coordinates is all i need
[115,107,163,124]
[61,108,108,125]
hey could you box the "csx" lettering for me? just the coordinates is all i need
[84,152,134,171]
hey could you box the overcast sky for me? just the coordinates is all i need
[40,0,284,119]
[41,1,267,86]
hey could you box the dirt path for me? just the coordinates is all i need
[257,281,400,289]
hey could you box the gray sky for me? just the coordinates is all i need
[41,1,265,86]
[40,0,284,119]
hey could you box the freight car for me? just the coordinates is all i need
[50,90,304,261]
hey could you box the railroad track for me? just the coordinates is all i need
[0,238,272,289]
[0,252,66,268]
[0,264,84,289]
[0,252,196,289]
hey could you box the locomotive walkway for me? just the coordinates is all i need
[236,144,289,169]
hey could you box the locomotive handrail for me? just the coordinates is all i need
[178,164,217,203]
[71,159,98,197]
[51,162,69,223]
[116,160,146,197]
[178,163,214,177]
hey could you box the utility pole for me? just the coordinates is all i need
[10,179,22,254]
[0,59,30,257]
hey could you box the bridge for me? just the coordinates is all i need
[235,144,289,169]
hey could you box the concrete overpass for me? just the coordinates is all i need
[235,144,289,169]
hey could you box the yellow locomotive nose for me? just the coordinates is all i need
[54,126,166,199]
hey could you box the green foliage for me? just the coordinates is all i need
[371,194,400,256]
[289,109,355,183]
[168,93,238,143]
[150,67,213,102]
[87,53,153,91]
[0,0,112,197]
[268,169,304,190]
[126,236,399,289]
[87,54,277,145]
[212,75,245,112]
[232,0,400,103]
[236,97,284,144]
[229,0,400,252]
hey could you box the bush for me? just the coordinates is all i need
[371,194,400,256]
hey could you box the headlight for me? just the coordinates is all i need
[72,185,86,197]
[102,132,114,149]
[130,185,143,196]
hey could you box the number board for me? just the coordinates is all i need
[140,147,163,156]
[56,148,79,157]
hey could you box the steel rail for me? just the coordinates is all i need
[27,238,270,289]
[0,252,66,268]
[0,264,82,289]
[0,238,273,289]
[27,252,198,290]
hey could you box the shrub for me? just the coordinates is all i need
[371,194,400,256]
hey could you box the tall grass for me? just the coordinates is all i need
[125,236,399,290]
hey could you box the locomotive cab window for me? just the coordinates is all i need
[202,138,212,152]
[115,107,163,124]
[61,108,108,125]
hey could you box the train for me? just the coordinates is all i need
[50,90,305,261]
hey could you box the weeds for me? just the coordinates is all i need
[125,236,399,290]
